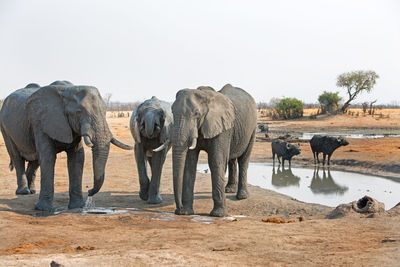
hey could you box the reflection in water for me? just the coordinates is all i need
[310,167,349,195]
[197,163,400,209]
[271,165,300,188]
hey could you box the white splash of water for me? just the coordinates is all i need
[84,196,95,209]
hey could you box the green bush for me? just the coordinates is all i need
[318,91,341,113]
[274,98,303,119]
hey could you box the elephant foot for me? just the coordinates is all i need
[139,189,149,201]
[35,200,54,211]
[210,207,227,217]
[29,188,36,194]
[16,187,31,195]
[68,199,85,209]
[236,189,249,200]
[175,207,194,215]
[225,183,237,193]
[147,195,163,204]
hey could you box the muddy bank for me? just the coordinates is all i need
[252,134,400,179]
[1,115,400,266]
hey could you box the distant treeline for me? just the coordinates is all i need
[107,101,141,111]
[256,101,400,110]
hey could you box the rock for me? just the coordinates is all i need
[354,196,385,214]
[327,196,385,219]
[298,216,306,222]
[50,261,64,267]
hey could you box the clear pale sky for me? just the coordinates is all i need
[0,0,399,104]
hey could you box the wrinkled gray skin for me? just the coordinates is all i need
[171,84,257,217]
[0,81,133,211]
[130,96,173,204]
[310,135,349,165]
[271,139,301,166]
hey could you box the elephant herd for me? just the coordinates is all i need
[0,81,256,217]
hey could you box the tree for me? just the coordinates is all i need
[103,93,112,110]
[318,91,342,114]
[274,98,303,119]
[336,70,379,112]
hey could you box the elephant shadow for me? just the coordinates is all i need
[310,166,349,195]
[0,190,177,217]
[271,165,301,188]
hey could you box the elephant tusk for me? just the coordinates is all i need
[188,138,197,150]
[111,137,134,150]
[83,135,94,148]
[153,140,168,152]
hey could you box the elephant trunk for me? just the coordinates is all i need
[88,143,110,196]
[172,146,188,213]
[144,112,155,138]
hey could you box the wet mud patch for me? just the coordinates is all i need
[1,239,66,255]
[32,204,246,225]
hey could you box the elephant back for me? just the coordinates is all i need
[0,87,39,152]
[219,84,257,155]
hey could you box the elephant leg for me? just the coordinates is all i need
[134,143,150,201]
[67,145,85,209]
[147,150,167,204]
[14,158,30,195]
[2,135,30,195]
[225,158,238,193]
[181,149,200,215]
[237,131,255,200]
[34,134,56,211]
[26,160,39,194]
[208,136,230,217]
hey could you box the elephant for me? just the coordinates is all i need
[171,84,257,217]
[130,96,173,204]
[0,81,133,210]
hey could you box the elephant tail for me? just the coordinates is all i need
[9,160,14,172]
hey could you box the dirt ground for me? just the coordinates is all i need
[0,111,399,266]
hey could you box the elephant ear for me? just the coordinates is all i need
[200,91,235,139]
[130,108,141,143]
[25,86,73,144]
[159,106,173,144]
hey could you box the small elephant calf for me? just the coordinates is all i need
[130,96,173,204]
[310,135,349,165]
[271,139,301,166]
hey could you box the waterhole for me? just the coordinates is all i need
[294,132,400,140]
[197,163,400,210]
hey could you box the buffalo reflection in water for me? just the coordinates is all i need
[310,166,348,195]
[271,165,300,188]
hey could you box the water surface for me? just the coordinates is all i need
[197,163,400,210]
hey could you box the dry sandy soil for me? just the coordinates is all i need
[0,111,399,266]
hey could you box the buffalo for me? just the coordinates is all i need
[271,139,301,166]
[310,135,349,165]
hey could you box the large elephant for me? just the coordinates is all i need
[0,81,132,211]
[171,84,257,217]
[130,96,173,204]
